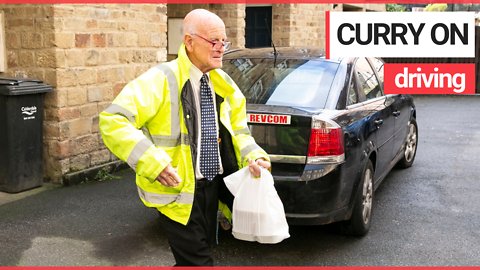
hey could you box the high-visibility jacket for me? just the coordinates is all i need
[99,44,269,225]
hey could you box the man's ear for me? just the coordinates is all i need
[184,35,193,51]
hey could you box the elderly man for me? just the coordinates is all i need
[99,9,270,266]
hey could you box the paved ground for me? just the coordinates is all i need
[1,95,479,266]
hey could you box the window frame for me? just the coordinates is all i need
[346,71,360,107]
[367,57,385,90]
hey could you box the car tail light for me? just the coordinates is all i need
[306,116,345,165]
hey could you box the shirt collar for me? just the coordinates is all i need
[189,63,208,84]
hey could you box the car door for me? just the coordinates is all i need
[369,58,411,163]
[354,58,395,183]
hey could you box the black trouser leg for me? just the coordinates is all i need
[157,177,219,266]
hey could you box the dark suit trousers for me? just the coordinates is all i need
[157,176,220,266]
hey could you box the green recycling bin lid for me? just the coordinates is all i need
[0,77,53,96]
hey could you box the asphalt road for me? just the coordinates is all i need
[1,95,479,266]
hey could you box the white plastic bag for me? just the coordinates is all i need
[223,167,290,244]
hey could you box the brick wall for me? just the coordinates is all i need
[272,4,384,49]
[0,4,167,183]
[272,5,292,47]
[210,4,246,50]
[1,5,56,83]
[289,4,328,47]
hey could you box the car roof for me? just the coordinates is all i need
[223,47,343,63]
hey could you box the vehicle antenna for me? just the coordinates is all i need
[265,18,278,60]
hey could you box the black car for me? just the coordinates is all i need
[222,47,418,236]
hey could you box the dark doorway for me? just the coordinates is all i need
[245,6,272,48]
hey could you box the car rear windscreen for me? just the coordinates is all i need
[222,57,339,109]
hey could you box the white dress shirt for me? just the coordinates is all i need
[189,65,224,180]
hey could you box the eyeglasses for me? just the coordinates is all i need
[191,33,231,51]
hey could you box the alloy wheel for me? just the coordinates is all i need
[362,168,373,225]
[404,123,418,163]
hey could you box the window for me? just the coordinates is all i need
[245,6,272,48]
[369,57,384,84]
[355,58,382,100]
[0,11,6,72]
[347,77,358,106]
[223,58,338,109]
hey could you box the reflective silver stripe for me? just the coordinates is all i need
[151,134,190,147]
[154,64,180,139]
[240,143,262,158]
[138,187,194,205]
[103,104,135,123]
[225,96,232,119]
[222,73,236,86]
[142,127,154,143]
[127,138,154,170]
[269,154,306,164]
[234,127,251,136]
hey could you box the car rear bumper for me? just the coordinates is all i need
[274,167,353,225]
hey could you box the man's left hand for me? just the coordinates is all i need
[248,158,271,178]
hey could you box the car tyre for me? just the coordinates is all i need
[341,160,374,236]
[396,119,418,169]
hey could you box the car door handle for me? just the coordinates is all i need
[393,110,401,117]
[345,132,361,143]
[374,119,384,126]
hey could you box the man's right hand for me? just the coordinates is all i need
[156,164,182,187]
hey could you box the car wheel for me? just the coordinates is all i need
[396,119,418,169]
[341,160,374,236]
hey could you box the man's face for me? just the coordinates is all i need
[186,23,228,73]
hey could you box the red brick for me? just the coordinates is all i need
[92,33,106,47]
[75,33,90,48]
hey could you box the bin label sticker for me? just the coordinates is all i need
[21,106,37,120]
